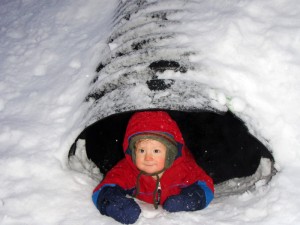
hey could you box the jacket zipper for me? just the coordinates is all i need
[155,182,162,208]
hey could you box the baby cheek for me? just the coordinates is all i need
[155,156,165,167]
[136,156,143,163]
[135,159,144,170]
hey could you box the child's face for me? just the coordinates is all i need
[135,139,166,175]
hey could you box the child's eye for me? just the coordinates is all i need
[138,149,145,154]
[153,149,160,153]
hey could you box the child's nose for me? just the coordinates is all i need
[145,153,153,161]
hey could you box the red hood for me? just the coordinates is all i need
[123,111,186,168]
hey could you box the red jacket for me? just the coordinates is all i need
[93,111,214,207]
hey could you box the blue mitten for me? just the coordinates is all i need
[97,185,141,224]
[163,182,206,212]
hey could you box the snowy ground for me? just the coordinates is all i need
[1,0,300,224]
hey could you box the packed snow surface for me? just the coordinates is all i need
[1,0,300,224]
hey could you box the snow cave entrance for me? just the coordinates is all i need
[68,109,276,197]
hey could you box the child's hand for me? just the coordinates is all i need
[163,182,206,212]
[97,185,141,224]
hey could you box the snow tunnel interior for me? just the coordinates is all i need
[68,109,276,196]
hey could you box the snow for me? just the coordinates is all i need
[0,0,300,224]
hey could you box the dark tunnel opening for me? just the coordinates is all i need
[68,110,275,191]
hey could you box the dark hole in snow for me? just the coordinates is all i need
[146,79,175,91]
[95,63,105,73]
[131,39,151,50]
[85,91,105,102]
[85,83,119,102]
[69,110,275,196]
[123,13,131,21]
[150,12,168,20]
[149,60,187,73]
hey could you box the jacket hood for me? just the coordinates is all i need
[123,111,186,169]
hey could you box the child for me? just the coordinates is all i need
[92,111,214,224]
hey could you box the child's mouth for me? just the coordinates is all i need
[144,163,156,167]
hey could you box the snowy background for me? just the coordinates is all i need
[1,0,300,224]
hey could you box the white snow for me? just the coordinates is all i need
[1,0,300,224]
